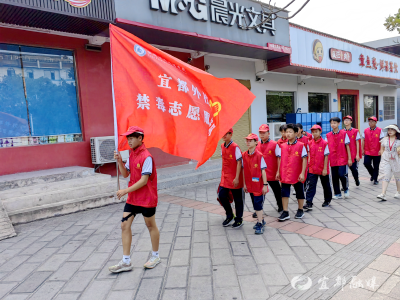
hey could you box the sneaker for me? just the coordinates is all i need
[377,194,387,201]
[232,220,244,229]
[374,181,379,185]
[355,179,360,186]
[370,177,373,182]
[278,211,290,222]
[395,192,400,198]
[344,190,350,199]
[252,212,257,218]
[332,194,342,200]
[295,209,305,219]
[253,219,266,229]
[143,256,161,269]
[109,260,133,273]
[293,191,297,195]
[322,200,331,207]
[254,222,265,234]
[222,216,234,227]
[303,203,313,211]
[278,207,284,213]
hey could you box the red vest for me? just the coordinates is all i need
[277,137,287,146]
[308,138,330,175]
[304,132,313,141]
[342,128,362,161]
[127,144,158,208]
[280,141,305,184]
[256,140,278,181]
[242,150,264,196]
[364,127,382,156]
[326,131,348,167]
[298,136,309,153]
[220,142,243,189]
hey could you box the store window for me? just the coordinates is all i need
[266,91,294,123]
[0,44,82,147]
[308,93,329,113]
[384,96,395,120]
[363,95,378,122]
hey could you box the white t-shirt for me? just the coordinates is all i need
[125,156,153,175]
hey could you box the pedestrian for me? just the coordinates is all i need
[303,124,332,210]
[363,116,385,185]
[377,125,400,201]
[242,133,269,234]
[296,123,309,151]
[277,124,288,145]
[277,123,308,221]
[342,116,361,186]
[257,124,283,213]
[219,128,244,228]
[109,126,160,273]
[326,117,352,199]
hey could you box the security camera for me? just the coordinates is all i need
[187,57,193,63]
[205,65,211,71]
[255,76,265,82]
[298,81,306,85]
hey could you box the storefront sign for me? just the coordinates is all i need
[329,48,352,63]
[312,39,323,63]
[150,0,276,35]
[267,43,292,54]
[359,54,398,73]
[64,0,91,8]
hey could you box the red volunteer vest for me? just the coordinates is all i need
[303,132,313,141]
[220,142,244,189]
[242,150,264,196]
[298,136,309,153]
[256,140,278,181]
[308,137,330,175]
[342,128,362,161]
[277,137,287,146]
[326,131,348,167]
[127,143,158,208]
[364,127,382,156]
[280,141,306,184]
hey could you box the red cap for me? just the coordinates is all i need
[244,133,259,141]
[311,124,322,131]
[258,124,270,132]
[227,128,233,134]
[368,116,378,122]
[343,115,353,121]
[120,126,145,136]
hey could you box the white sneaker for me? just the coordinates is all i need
[344,190,350,199]
[395,192,400,198]
[143,256,161,269]
[332,194,342,200]
[377,194,387,201]
[109,260,133,273]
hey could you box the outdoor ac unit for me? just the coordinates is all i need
[267,122,285,142]
[90,136,129,164]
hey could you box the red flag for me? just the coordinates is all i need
[110,24,255,168]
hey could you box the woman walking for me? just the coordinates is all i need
[377,125,400,201]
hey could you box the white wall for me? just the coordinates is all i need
[204,55,398,134]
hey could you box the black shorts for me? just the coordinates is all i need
[123,203,156,218]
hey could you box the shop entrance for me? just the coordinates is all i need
[338,90,359,129]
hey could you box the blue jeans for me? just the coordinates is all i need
[305,173,332,204]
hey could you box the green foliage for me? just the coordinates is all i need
[384,9,400,33]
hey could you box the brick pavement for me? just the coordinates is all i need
[1,164,400,299]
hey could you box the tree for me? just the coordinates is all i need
[384,9,400,33]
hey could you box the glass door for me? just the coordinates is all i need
[340,95,356,128]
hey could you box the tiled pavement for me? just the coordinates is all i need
[1,164,400,299]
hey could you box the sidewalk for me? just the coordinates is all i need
[1,163,400,299]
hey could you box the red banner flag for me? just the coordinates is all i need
[110,24,255,168]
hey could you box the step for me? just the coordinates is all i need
[8,189,128,225]
[0,166,95,191]
[0,174,112,200]
[157,167,221,190]
[3,179,120,214]
[0,202,16,240]
[157,159,222,180]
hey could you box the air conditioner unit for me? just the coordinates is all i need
[90,136,130,164]
[267,122,286,142]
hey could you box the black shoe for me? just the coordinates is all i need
[303,203,313,211]
[355,179,360,186]
[252,212,257,218]
[278,211,290,222]
[295,209,305,219]
[278,207,284,213]
[370,177,373,182]
[322,200,331,207]
[232,220,243,229]
[222,216,234,227]
[374,181,379,185]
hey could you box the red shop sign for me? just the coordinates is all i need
[329,48,352,63]
[266,43,292,54]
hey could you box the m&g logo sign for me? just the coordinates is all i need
[63,0,91,8]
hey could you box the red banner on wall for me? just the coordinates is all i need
[109,24,255,168]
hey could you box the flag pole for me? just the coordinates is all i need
[110,34,120,191]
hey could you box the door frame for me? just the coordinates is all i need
[337,89,360,129]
